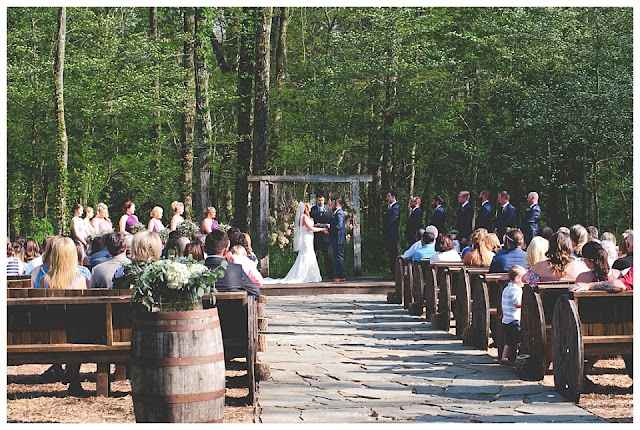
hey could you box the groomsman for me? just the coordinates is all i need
[455,191,473,247]
[430,195,446,235]
[495,191,517,239]
[475,190,493,232]
[327,197,346,282]
[403,197,423,246]
[382,191,400,279]
[520,192,541,245]
[310,193,335,278]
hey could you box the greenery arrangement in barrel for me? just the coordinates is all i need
[121,256,227,423]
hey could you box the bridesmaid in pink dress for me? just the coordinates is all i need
[90,203,113,233]
[147,206,165,232]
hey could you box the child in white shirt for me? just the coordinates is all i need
[500,264,526,365]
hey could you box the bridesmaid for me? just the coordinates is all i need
[90,203,113,233]
[119,200,139,236]
[83,206,96,236]
[147,206,165,233]
[170,201,185,231]
[201,207,219,234]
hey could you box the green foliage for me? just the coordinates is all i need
[27,218,55,244]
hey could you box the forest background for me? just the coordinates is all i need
[5,7,633,274]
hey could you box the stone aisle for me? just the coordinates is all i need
[257,294,604,423]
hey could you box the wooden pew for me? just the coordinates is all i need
[552,290,633,403]
[7,277,32,288]
[387,256,407,305]
[519,281,573,380]
[431,262,464,331]
[8,274,32,280]
[419,260,437,323]
[7,288,259,403]
[457,266,490,343]
[464,272,508,351]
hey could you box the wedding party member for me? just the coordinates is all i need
[430,234,462,263]
[119,200,139,235]
[612,232,633,271]
[382,191,400,279]
[495,191,516,239]
[170,201,185,231]
[455,191,473,247]
[520,192,541,245]
[310,193,335,279]
[204,229,260,297]
[91,202,113,233]
[202,207,219,234]
[522,231,589,285]
[403,197,423,245]
[231,245,264,287]
[575,241,620,284]
[429,196,446,240]
[83,206,96,237]
[475,190,493,232]
[70,203,88,248]
[91,232,130,289]
[489,229,528,273]
[147,206,165,233]
[324,197,347,282]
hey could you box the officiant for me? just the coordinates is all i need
[310,193,335,279]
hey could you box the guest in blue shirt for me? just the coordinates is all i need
[88,235,111,269]
[489,229,528,273]
[412,228,438,261]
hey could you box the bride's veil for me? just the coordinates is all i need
[292,201,305,252]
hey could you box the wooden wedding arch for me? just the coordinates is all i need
[248,175,373,277]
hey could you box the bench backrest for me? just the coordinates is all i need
[572,290,633,337]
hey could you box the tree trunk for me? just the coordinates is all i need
[54,7,68,235]
[181,7,196,220]
[149,7,162,172]
[194,7,212,218]
[234,7,256,232]
[380,28,398,196]
[272,7,289,158]
[251,7,272,231]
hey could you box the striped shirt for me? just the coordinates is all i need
[7,257,25,275]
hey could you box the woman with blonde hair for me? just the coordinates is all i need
[525,236,549,268]
[31,235,63,288]
[463,228,495,266]
[83,206,96,236]
[487,232,502,254]
[91,203,113,233]
[130,231,163,263]
[201,207,219,234]
[569,224,589,258]
[147,206,165,233]
[42,237,89,290]
[170,201,185,231]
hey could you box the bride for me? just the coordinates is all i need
[263,201,326,283]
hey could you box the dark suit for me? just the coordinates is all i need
[382,202,400,275]
[403,206,423,243]
[430,205,445,235]
[310,204,334,278]
[328,207,346,279]
[475,201,493,232]
[456,202,473,243]
[495,203,517,238]
[204,255,261,297]
[520,203,541,245]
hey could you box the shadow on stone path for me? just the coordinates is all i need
[257,295,604,423]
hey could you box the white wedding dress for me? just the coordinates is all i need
[263,203,322,284]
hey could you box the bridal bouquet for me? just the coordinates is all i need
[121,256,226,312]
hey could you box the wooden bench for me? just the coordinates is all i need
[7,274,32,288]
[457,266,490,343]
[7,288,259,403]
[430,262,464,331]
[387,256,409,306]
[463,272,508,351]
[552,290,633,403]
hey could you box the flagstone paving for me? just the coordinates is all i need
[257,294,605,423]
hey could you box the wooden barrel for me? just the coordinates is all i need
[130,308,225,423]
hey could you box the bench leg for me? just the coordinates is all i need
[96,363,110,397]
[114,364,127,381]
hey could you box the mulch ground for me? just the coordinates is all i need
[7,357,632,423]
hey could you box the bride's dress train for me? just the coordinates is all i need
[263,205,322,284]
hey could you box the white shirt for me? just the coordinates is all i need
[502,282,523,325]
[402,240,423,259]
[24,255,44,275]
[429,249,461,263]
[461,201,469,208]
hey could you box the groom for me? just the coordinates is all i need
[326,197,346,282]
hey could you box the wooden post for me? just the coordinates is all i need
[260,180,270,276]
[351,180,361,276]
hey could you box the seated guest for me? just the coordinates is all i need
[449,230,461,253]
[525,236,549,269]
[489,229,528,273]
[31,236,62,287]
[487,232,502,254]
[168,230,182,241]
[42,237,89,289]
[575,241,620,284]
[430,233,462,263]
[24,236,49,275]
[6,238,25,275]
[230,245,264,287]
[523,231,589,285]
[24,238,40,265]
[537,225,554,241]
[586,226,600,243]
[183,241,205,261]
[91,232,130,289]
[600,239,618,268]
[204,229,260,297]
[570,266,633,292]
[75,241,92,281]
[612,232,633,271]
[463,228,495,266]
[12,240,26,263]
[412,229,438,261]
[130,231,163,263]
[600,231,617,245]
[402,228,427,260]
[557,226,570,235]
[88,235,110,268]
[163,238,182,259]
[569,224,589,258]
[243,233,258,263]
